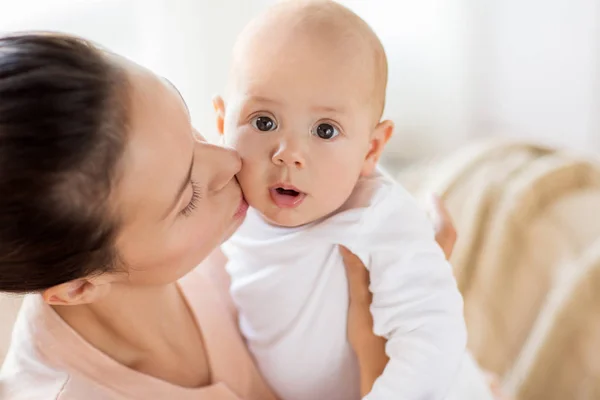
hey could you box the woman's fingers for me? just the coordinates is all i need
[340,245,388,397]
[427,194,457,260]
[340,245,371,304]
[340,245,372,347]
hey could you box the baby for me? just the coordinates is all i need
[216,1,495,399]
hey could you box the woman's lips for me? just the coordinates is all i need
[234,196,249,219]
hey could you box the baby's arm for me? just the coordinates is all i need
[354,188,467,400]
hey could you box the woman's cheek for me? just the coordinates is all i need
[187,213,210,243]
[235,132,267,187]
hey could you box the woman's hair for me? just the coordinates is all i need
[0,33,130,293]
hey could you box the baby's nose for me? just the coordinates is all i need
[272,140,305,168]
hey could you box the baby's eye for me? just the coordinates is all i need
[251,115,278,132]
[312,123,339,140]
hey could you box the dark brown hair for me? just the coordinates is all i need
[0,33,129,293]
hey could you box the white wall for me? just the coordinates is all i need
[0,0,143,60]
[339,0,476,162]
[474,0,600,154]
[135,0,275,141]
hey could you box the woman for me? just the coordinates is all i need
[0,33,485,400]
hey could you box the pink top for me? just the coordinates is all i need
[0,265,277,400]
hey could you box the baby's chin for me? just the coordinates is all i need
[244,189,348,228]
[249,201,327,228]
[259,208,317,228]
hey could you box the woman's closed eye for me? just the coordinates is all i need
[179,179,202,217]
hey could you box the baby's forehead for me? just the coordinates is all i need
[230,1,387,117]
[231,46,378,109]
[235,2,381,62]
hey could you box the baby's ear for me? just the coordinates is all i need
[212,95,226,135]
[360,120,394,177]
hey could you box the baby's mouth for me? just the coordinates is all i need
[269,185,306,208]
[275,187,300,197]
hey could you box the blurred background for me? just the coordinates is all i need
[2,0,598,165]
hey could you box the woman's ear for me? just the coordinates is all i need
[42,276,112,306]
[360,120,394,177]
[212,95,226,135]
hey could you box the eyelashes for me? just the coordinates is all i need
[179,179,201,217]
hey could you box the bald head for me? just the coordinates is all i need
[230,0,388,120]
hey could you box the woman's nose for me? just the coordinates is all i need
[201,142,242,192]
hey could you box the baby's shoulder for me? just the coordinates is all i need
[0,349,70,400]
[333,168,434,245]
[313,168,429,249]
[338,167,414,215]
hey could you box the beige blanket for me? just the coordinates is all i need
[397,138,600,399]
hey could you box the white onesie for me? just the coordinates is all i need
[222,169,494,400]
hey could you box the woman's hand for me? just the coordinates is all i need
[428,194,457,260]
[343,194,457,397]
[341,245,388,397]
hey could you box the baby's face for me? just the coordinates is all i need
[221,36,381,227]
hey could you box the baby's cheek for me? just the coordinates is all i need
[222,129,238,147]
[228,127,259,154]
[236,161,266,209]
[316,152,363,205]
[235,135,269,185]
[322,175,356,206]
